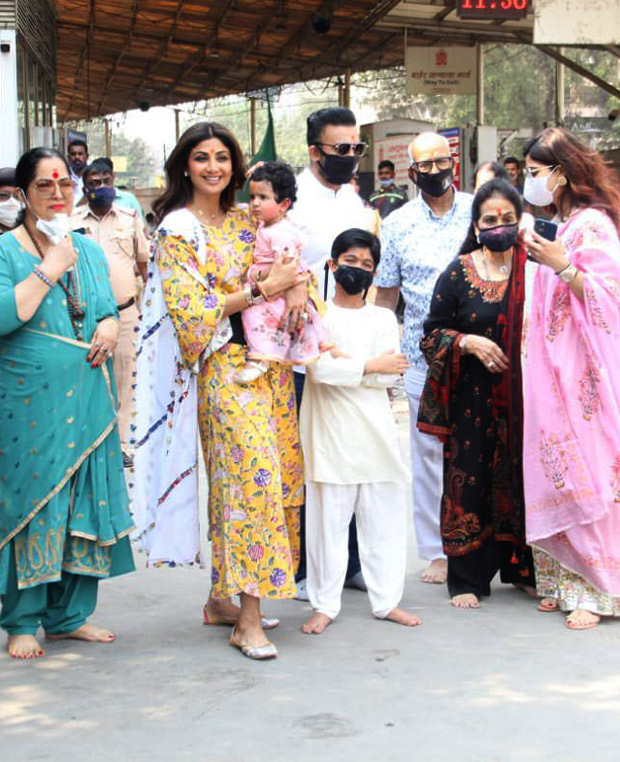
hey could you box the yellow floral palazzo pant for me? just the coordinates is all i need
[198,343,303,600]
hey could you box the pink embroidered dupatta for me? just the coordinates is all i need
[524,208,620,594]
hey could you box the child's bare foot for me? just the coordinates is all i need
[384,607,422,626]
[7,634,45,660]
[301,612,332,634]
[421,558,447,584]
[45,623,115,642]
[565,609,600,631]
[451,593,480,609]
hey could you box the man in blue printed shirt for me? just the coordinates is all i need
[375,132,473,585]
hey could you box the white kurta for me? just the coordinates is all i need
[300,300,411,619]
[299,301,410,485]
[289,168,368,301]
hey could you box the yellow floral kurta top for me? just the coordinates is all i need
[156,206,302,599]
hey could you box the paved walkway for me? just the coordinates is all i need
[1,407,619,760]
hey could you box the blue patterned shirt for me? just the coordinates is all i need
[375,190,473,372]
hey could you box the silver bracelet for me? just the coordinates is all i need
[458,335,468,354]
[33,266,55,289]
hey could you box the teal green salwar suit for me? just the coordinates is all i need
[0,231,135,635]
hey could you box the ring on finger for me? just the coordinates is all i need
[487,360,494,368]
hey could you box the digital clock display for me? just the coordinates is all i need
[457,0,529,20]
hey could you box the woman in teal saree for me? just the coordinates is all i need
[0,148,134,659]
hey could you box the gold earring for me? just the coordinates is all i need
[557,176,567,186]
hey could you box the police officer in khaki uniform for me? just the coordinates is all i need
[70,159,149,466]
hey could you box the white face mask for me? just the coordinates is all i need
[523,167,557,207]
[378,177,393,188]
[35,213,70,245]
[0,197,22,229]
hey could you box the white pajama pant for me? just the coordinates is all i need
[404,368,445,561]
[306,481,408,620]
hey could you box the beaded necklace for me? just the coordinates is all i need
[25,225,85,341]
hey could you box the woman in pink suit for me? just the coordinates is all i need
[523,128,620,631]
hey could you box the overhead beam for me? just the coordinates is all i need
[536,45,620,101]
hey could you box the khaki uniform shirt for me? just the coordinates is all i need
[70,203,149,304]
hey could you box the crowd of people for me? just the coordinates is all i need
[1,107,619,661]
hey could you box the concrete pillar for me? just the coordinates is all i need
[0,30,19,165]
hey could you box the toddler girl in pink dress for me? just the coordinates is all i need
[237,161,332,383]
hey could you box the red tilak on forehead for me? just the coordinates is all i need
[53,170,59,179]
[497,208,503,215]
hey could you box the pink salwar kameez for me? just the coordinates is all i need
[523,208,620,614]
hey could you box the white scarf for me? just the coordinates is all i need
[130,208,231,565]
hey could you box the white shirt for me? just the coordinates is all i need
[289,167,368,300]
[299,301,411,485]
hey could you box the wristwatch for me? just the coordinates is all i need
[556,262,578,284]
[244,283,265,306]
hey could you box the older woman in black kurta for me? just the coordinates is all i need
[417,179,535,608]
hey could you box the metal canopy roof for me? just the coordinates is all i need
[56,2,620,122]
[54,0,405,121]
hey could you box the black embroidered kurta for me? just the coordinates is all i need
[419,254,530,572]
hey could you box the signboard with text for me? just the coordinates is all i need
[534,0,620,45]
[405,46,477,96]
[375,136,415,189]
[439,128,462,190]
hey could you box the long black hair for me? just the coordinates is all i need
[153,122,247,223]
[458,178,523,255]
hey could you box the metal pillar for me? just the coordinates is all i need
[174,108,181,143]
[555,49,565,126]
[344,68,351,109]
[250,98,257,155]
[104,118,112,157]
[476,43,484,126]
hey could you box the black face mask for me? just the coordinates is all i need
[71,160,86,173]
[478,223,519,252]
[333,264,374,295]
[413,167,453,198]
[316,149,360,186]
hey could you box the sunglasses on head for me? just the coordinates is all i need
[316,141,368,157]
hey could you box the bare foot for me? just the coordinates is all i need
[538,597,559,612]
[7,634,45,660]
[566,609,600,631]
[45,623,115,643]
[383,607,422,627]
[451,593,480,609]
[206,596,240,621]
[301,612,332,635]
[421,558,447,584]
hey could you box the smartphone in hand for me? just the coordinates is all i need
[533,218,558,241]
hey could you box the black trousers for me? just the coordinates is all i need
[447,538,535,598]
[293,371,361,582]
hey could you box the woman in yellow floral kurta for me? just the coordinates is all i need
[151,122,306,659]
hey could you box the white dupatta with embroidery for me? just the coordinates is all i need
[130,208,231,565]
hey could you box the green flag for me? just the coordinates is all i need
[237,98,276,203]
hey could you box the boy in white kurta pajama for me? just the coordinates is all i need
[299,228,421,633]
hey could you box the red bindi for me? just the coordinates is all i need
[53,170,59,179]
